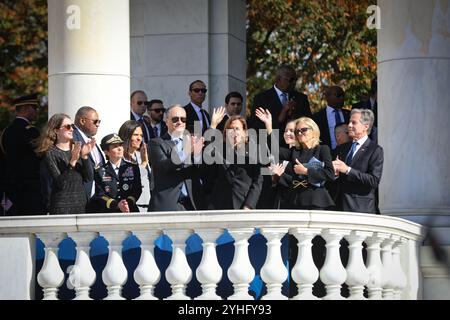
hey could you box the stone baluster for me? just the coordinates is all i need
[365,233,387,299]
[36,233,66,300]
[260,227,289,300]
[320,229,348,300]
[227,228,256,300]
[381,236,396,299]
[133,230,162,300]
[290,229,320,300]
[66,232,98,300]
[391,237,408,300]
[344,231,371,300]
[101,231,130,300]
[195,228,223,300]
[164,229,193,300]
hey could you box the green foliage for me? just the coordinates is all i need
[0,0,48,130]
[247,0,377,114]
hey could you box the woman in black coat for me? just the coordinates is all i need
[278,117,335,210]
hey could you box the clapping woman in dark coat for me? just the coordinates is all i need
[35,113,94,214]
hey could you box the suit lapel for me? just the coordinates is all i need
[105,162,118,179]
[350,138,371,165]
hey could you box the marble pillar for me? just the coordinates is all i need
[48,0,130,138]
[378,0,450,240]
[130,0,246,113]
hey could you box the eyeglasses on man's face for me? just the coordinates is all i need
[84,118,101,125]
[150,108,166,113]
[191,88,207,94]
[295,127,311,135]
[171,116,186,124]
[136,100,148,106]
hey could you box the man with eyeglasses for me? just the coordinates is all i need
[148,105,204,211]
[73,106,105,211]
[313,85,351,151]
[145,99,168,139]
[0,93,44,215]
[130,90,152,144]
[184,80,211,135]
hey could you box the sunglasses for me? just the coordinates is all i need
[191,88,207,94]
[171,116,186,124]
[136,100,148,106]
[282,76,297,83]
[59,124,74,131]
[150,108,166,113]
[84,118,101,125]
[295,127,311,135]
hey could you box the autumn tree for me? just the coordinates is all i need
[247,0,377,114]
[0,0,48,130]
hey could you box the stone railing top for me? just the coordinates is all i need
[0,210,424,241]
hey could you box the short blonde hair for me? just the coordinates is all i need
[294,117,321,149]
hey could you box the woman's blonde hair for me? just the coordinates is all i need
[35,113,71,156]
[294,117,321,149]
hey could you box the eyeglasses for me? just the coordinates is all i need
[294,127,311,135]
[136,100,148,106]
[150,108,166,113]
[171,116,186,124]
[191,88,207,94]
[59,124,73,131]
[84,118,101,125]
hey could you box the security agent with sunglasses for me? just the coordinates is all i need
[72,106,106,210]
[91,134,142,213]
[148,105,205,211]
[184,80,211,135]
[0,93,45,215]
[145,99,168,139]
[312,85,350,151]
[130,90,152,144]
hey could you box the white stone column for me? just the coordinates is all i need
[130,0,246,111]
[195,229,223,300]
[290,229,320,300]
[48,0,130,137]
[392,237,408,300]
[381,236,396,299]
[164,229,193,300]
[133,230,162,300]
[378,0,450,240]
[344,231,371,300]
[259,228,289,300]
[67,232,98,300]
[101,231,130,300]
[36,233,66,300]
[227,228,256,300]
[319,229,348,300]
[366,232,387,300]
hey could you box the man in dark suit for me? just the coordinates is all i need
[144,99,168,139]
[148,105,204,211]
[72,106,105,211]
[332,108,383,214]
[216,91,244,132]
[248,65,311,209]
[353,77,378,143]
[0,93,44,215]
[248,64,311,144]
[313,86,351,151]
[130,90,152,144]
[184,80,211,135]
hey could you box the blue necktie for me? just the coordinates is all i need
[280,93,287,106]
[345,141,358,165]
[174,139,188,197]
[334,109,342,126]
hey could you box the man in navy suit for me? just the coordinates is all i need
[73,106,105,211]
[148,105,204,211]
[130,90,152,144]
[184,80,211,135]
[145,99,168,139]
[332,108,383,214]
[312,86,350,151]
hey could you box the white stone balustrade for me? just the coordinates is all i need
[0,210,424,300]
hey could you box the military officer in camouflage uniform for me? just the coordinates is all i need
[91,133,142,213]
[0,93,44,215]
